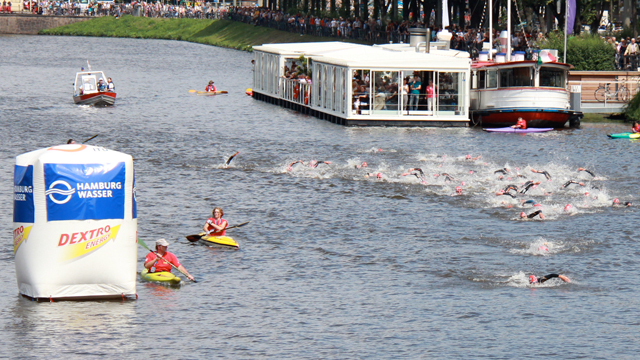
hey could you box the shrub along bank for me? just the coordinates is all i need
[40,16,328,51]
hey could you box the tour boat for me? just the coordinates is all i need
[73,70,116,106]
[470,59,582,128]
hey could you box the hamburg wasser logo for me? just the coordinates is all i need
[44,163,126,221]
[45,180,76,204]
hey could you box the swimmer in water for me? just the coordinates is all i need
[440,173,455,182]
[529,274,570,284]
[531,169,552,180]
[465,154,482,160]
[225,151,240,167]
[402,168,427,184]
[538,242,549,252]
[577,167,596,177]
[520,210,545,219]
[450,186,463,196]
[496,190,517,198]
[612,198,633,207]
[502,184,519,193]
[494,168,510,175]
[562,180,585,188]
[522,199,541,207]
[286,160,304,171]
[354,161,368,169]
[308,160,331,168]
[519,181,541,194]
[365,172,383,180]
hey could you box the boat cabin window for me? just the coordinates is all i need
[487,70,497,88]
[372,71,399,113]
[352,69,371,114]
[499,67,533,88]
[477,71,486,89]
[540,67,565,88]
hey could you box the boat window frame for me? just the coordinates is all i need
[499,66,533,88]
[539,67,566,88]
[486,69,498,89]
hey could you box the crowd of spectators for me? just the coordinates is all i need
[16,0,225,18]
[604,35,640,70]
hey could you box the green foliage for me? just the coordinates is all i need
[40,16,329,52]
[623,90,640,121]
[539,32,616,70]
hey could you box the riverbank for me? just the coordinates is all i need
[40,15,328,51]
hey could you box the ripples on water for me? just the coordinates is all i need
[0,35,639,358]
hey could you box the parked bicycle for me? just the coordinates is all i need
[594,83,629,102]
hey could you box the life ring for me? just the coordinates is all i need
[293,85,300,100]
[304,91,309,105]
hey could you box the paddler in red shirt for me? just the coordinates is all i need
[632,121,640,133]
[205,80,217,92]
[144,239,194,281]
[203,207,228,236]
[511,117,527,129]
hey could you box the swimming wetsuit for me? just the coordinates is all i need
[520,181,536,194]
[533,170,551,180]
[579,169,596,177]
[527,210,543,219]
[538,274,560,283]
[503,184,519,193]
[494,168,509,174]
[562,180,583,188]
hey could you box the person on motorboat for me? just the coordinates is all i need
[203,207,228,236]
[97,79,106,92]
[632,121,640,133]
[205,80,217,92]
[107,77,115,92]
[511,117,527,129]
[144,239,194,281]
[528,274,570,285]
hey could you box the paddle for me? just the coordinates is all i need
[137,238,197,282]
[82,134,98,143]
[186,221,251,242]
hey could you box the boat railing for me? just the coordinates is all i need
[279,78,311,106]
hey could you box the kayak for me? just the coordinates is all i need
[196,90,228,96]
[484,127,554,133]
[608,132,640,139]
[140,269,181,285]
[201,235,239,248]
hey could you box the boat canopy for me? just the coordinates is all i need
[73,71,107,96]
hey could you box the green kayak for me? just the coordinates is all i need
[608,132,640,139]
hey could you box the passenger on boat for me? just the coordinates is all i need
[107,77,115,91]
[409,75,421,111]
[426,80,435,112]
[632,121,640,133]
[511,117,527,129]
[529,274,570,284]
[144,239,194,281]
[203,207,228,236]
[205,80,217,92]
[97,79,106,92]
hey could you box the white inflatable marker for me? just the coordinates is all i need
[13,144,137,300]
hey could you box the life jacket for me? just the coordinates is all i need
[206,217,226,236]
[516,118,527,129]
[633,124,640,133]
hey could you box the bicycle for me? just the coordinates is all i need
[594,83,629,102]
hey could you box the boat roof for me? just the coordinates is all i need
[254,42,470,70]
[471,60,573,70]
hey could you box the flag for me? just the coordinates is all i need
[566,0,576,35]
[442,0,449,28]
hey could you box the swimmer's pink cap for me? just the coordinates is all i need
[534,203,542,207]
[564,204,572,211]
[613,198,620,204]
[520,212,526,218]
[455,186,462,193]
[465,154,471,159]
[376,173,382,179]
[529,275,538,284]
[461,182,465,186]
[362,162,367,167]
[469,170,474,174]
[584,192,589,196]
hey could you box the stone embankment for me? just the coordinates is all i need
[0,14,90,35]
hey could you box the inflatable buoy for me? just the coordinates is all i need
[293,84,300,100]
[245,88,253,96]
[304,91,309,105]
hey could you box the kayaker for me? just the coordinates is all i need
[530,168,552,180]
[144,239,194,281]
[203,207,228,236]
[511,117,527,129]
[633,121,640,133]
[205,80,217,92]
[67,139,76,144]
[529,274,570,285]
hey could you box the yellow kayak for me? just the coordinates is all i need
[140,269,181,285]
[201,234,239,248]
[196,90,228,96]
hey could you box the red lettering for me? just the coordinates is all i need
[88,229,96,239]
[58,234,69,246]
[79,231,88,243]
[96,228,104,237]
[69,232,79,245]
[105,225,110,233]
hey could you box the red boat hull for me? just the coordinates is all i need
[471,109,582,128]
[73,91,116,106]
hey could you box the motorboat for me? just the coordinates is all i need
[73,70,116,106]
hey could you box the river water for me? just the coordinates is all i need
[0,35,639,359]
